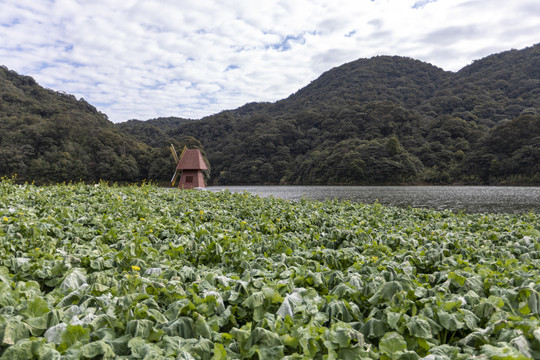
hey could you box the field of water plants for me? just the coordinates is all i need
[0,179,539,359]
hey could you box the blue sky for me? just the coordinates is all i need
[1,0,539,123]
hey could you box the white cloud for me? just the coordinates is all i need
[0,0,538,122]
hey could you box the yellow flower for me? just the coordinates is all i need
[2,217,7,222]
[131,265,140,271]
[140,218,145,221]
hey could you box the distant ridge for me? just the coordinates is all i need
[0,65,150,183]
[1,44,539,185]
[119,44,539,185]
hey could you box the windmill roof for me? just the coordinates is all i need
[176,149,208,170]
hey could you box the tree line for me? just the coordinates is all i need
[1,44,539,185]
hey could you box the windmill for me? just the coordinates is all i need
[169,144,185,186]
[170,144,208,189]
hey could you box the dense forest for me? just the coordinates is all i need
[1,44,539,185]
[0,67,204,184]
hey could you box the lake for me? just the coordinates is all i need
[206,185,540,214]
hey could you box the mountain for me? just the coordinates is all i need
[120,44,540,185]
[1,44,539,185]
[0,66,153,183]
[428,45,540,126]
[271,56,451,116]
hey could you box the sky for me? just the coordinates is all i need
[1,0,539,123]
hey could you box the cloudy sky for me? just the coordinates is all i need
[1,0,539,123]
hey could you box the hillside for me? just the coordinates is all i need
[0,66,157,184]
[1,44,539,185]
[428,45,540,126]
[270,56,451,116]
[120,44,540,185]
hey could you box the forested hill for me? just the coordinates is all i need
[0,66,151,183]
[1,44,539,185]
[0,65,209,184]
[120,44,540,185]
[269,56,451,116]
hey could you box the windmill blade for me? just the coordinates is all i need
[170,144,179,164]
[179,145,187,162]
[170,169,178,185]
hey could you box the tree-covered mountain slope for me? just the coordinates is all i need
[121,44,539,185]
[1,44,538,185]
[0,66,160,183]
[427,44,540,127]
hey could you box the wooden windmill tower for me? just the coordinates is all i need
[170,145,208,189]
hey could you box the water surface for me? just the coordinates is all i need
[207,185,540,214]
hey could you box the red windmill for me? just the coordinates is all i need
[170,145,208,189]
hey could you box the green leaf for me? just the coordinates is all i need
[448,272,466,287]
[43,323,67,344]
[443,299,463,311]
[474,301,496,319]
[165,317,195,338]
[243,291,265,309]
[397,351,421,360]
[59,268,87,291]
[191,338,215,360]
[481,343,529,360]
[23,297,50,318]
[126,319,154,338]
[0,338,57,360]
[246,345,285,360]
[59,324,89,351]
[327,300,354,322]
[297,326,322,357]
[281,334,299,348]
[406,316,432,339]
[488,296,505,308]
[0,320,30,346]
[195,314,212,339]
[277,292,302,319]
[213,343,228,360]
[417,338,431,351]
[79,340,115,359]
[247,327,283,348]
[518,288,540,315]
[158,336,197,358]
[386,311,402,330]
[369,281,403,303]
[534,328,540,343]
[429,344,460,358]
[337,346,378,360]
[510,336,532,359]
[128,336,164,359]
[361,318,386,339]
[379,331,407,360]
[26,315,48,336]
[437,310,464,331]
[459,309,480,330]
